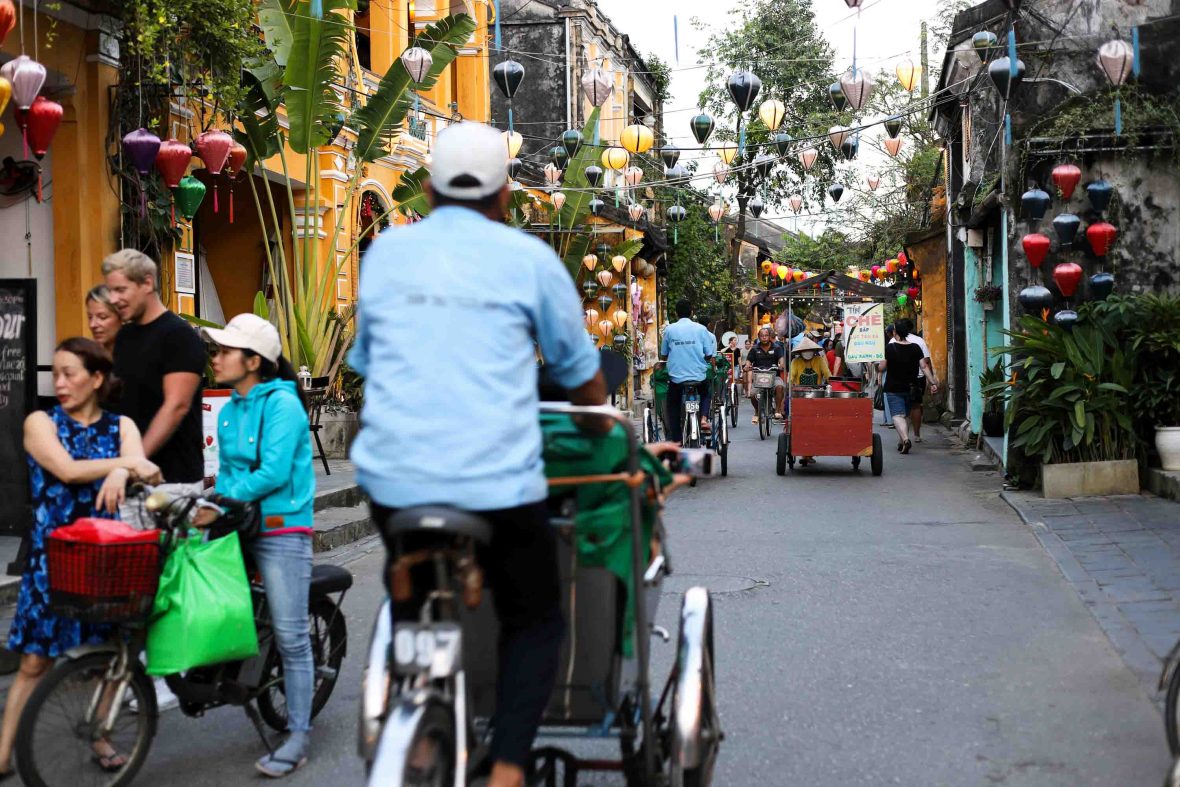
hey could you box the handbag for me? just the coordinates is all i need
[207,391,274,543]
[873,387,885,411]
[145,531,259,675]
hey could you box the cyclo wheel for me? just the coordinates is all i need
[1166,660,1180,756]
[258,596,349,732]
[729,385,739,427]
[669,588,720,787]
[16,651,157,787]
[370,699,455,786]
[719,414,728,477]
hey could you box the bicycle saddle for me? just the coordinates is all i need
[310,563,353,594]
[380,506,493,544]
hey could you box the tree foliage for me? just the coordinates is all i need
[665,207,734,328]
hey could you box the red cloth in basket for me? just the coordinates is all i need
[48,518,162,622]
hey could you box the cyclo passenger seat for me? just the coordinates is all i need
[378,506,492,608]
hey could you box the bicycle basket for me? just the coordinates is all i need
[752,371,777,389]
[48,518,162,624]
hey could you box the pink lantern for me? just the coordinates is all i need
[884,137,904,157]
[827,125,852,150]
[907,286,920,298]
[713,162,728,185]
[870,265,880,279]
[1097,40,1133,87]
[544,163,563,185]
[788,194,803,213]
[798,147,818,171]
[596,270,614,288]
[628,202,645,223]
[597,319,614,339]
[552,191,566,211]
[708,202,725,223]
[195,129,233,175]
[623,166,643,187]
[584,308,599,329]
[866,175,880,191]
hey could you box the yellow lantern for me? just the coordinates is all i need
[0,77,11,119]
[761,260,773,275]
[601,146,630,171]
[793,269,805,282]
[584,308,599,328]
[612,255,627,272]
[502,129,523,158]
[717,142,738,166]
[884,137,904,157]
[582,254,598,271]
[896,59,922,92]
[596,270,614,288]
[612,309,629,329]
[761,314,772,325]
[620,123,654,154]
[777,265,789,280]
[757,99,786,131]
[597,319,614,339]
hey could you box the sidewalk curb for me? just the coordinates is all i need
[1000,490,1166,698]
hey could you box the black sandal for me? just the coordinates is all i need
[92,751,128,773]
[902,440,912,454]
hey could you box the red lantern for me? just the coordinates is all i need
[897,251,908,266]
[871,265,880,279]
[26,96,62,159]
[0,0,15,48]
[1051,163,1082,200]
[1021,233,1051,268]
[1053,262,1084,298]
[907,286,919,298]
[1086,221,1118,257]
[156,139,192,188]
[225,141,248,223]
[195,130,233,175]
[885,259,898,274]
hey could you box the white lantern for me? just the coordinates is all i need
[544,163,563,186]
[583,254,598,271]
[866,175,880,191]
[1097,39,1133,87]
[713,163,728,185]
[1,55,46,111]
[628,202,646,222]
[827,125,852,150]
[623,166,643,187]
[788,194,803,214]
[757,99,786,131]
[798,147,818,171]
[610,255,626,273]
[596,270,614,288]
[597,319,614,339]
[582,66,613,108]
[401,46,434,84]
[708,202,725,223]
[552,191,566,211]
[612,309,629,329]
[584,308,599,329]
[502,130,523,158]
[840,67,874,112]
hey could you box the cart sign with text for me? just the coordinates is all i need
[842,303,885,363]
[0,280,36,535]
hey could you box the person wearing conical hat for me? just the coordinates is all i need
[788,336,831,467]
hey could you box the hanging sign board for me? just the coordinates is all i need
[0,280,37,535]
[842,302,885,363]
[201,389,233,479]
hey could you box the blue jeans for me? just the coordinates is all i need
[885,392,912,420]
[249,534,314,733]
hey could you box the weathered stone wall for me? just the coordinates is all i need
[491,0,569,159]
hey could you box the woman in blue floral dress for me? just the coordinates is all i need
[0,338,161,777]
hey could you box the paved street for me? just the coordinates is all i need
[131,421,1168,786]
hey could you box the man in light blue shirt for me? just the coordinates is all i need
[350,122,604,787]
[660,299,715,443]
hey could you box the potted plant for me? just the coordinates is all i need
[1123,296,1180,470]
[973,284,1003,309]
[319,360,365,460]
[978,360,1006,438]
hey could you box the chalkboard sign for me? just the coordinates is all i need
[0,280,36,536]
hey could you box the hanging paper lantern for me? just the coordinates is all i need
[907,286,920,298]
[196,129,233,175]
[885,259,898,274]
[492,59,525,98]
[666,163,689,186]
[611,282,628,302]
[1018,286,1054,314]
[727,69,762,111]
[1,55,46,111]
[597,295,613,313]
[122,128,162,176]
[620,123,654,155]
[870,265,881,279]
[712,162,728,185]
[772,131,793,157]
[883,115,904,139]
[622,166,643,188]
[601,146,629,171]
[552,191,566,211]
[507,158,522,179]
[226,141,247,175]
[897,293,909,306]
[758,99,786,130]
[839,68,874,112]
[627,202,645,223]
[896,59,922,92]
[987,57,1026,100]
[1086,180,1113,214]
[583,281,600,299]
[840,136,858,161]
[582,67,613,107]
[798,147,818,171]
[793,269,805,282]
[690,112,715,145]
[588,197,605,216]
[843,0,863,8]
[584,165,603,188]
[1054,310,1079,331]
[597,319,614,339]
[1086,222,1118,257]
[612,255,627,273]
[717,141,738,166]
[667,205,687,223]
[155,139,193,189]
[584,308,600,329]
[778,266,790,281]
[788,194,803,214]
[25,96,62,159]
[754,153,775,179]
[549,146,569,170]
[1051,163,1082,200]
[748,196,764,219]
[884,137,904,157]
[660,146,681,169]
[761,260,773,275]
[707,202,725,223]
[1021,187,1051,221]
[583,254,598,272]
[1090,272,1115,300]
[596,269,614,288]
[401,45,434,83]
[502,130,523,158]
[867,175,880,191]
[1053,262,1084,298]
[173,175,206,220]
[612,309,629,330]
[1021,233,1051,268]
[827,125,852,150]
[0,0,13,47]
[829,82,849,112]
[827,183,844,203]
[1097,40,1133,87]
[1052,214,1081,246]
[973,31,999,62]
[544,163,563,186]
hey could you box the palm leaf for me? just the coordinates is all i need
[554,109,602,275]
[237,59,284,167]
[285,0,353,154]
[351,14,477,163]
[391,166,432,217]
[258,0,296,67]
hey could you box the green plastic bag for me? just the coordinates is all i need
[145,531,258,676]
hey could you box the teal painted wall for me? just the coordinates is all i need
[964,228,1008,436]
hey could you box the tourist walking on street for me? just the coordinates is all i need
[102,249,206,496]
[200,314,316,778]
[85,285,121,354]
[0,338,161,777]
[893,324,935,442]
[878,318,938,454]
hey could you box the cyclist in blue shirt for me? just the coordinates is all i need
[660,299,715,444]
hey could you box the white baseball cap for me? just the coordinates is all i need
[430,122,509,200]
[202,313,283,363]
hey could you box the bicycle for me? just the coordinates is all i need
[680,382,705,449]
[16,488,352,787]
[642,398,664,444]
[708,383,729,478]
[750,368,778,441]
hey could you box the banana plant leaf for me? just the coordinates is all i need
[284,0,354,154]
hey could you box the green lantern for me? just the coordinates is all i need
[897,293,908,307]
[174,175,207,221]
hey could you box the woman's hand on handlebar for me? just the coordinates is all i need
[97,468,131,514]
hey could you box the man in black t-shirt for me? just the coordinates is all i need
[743,326,786,422]
[103,249,206,486]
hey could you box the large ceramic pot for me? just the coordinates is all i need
[1157,426,1180,472]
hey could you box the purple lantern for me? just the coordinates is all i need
[122,128,162,176]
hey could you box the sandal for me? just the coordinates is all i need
[902,440,912,454]
[256,754,308,778]
[91,749,128,773]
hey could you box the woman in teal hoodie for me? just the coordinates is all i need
[203,314,315,778]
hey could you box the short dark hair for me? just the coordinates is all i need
[895,318,914,339]
[55,336,119,404]
[430,180,504,214]
[675,299,693,318]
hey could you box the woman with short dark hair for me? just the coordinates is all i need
[877,319,938,454]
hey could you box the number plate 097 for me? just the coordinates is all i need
[393,623,462,677]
